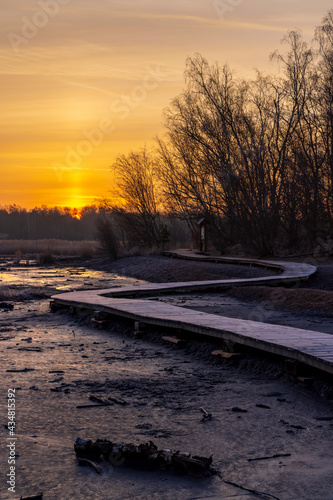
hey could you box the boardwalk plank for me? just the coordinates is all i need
[51,253,333,376]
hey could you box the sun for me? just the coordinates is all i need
[61,184,87,217]
[70,208,82,220]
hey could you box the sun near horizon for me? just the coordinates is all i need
[1,1,332,210]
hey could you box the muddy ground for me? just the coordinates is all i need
[1,255,333,500]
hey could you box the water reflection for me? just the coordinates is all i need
[0,262,146,292]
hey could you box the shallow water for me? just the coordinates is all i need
[0,261,147,292]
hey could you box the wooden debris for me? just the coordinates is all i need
[6,368,34,373]
[74,437,216,477]
[133,330,145,339]
[91,317,108,327]
[297,376,313,384]
[211,350,242,359]
[89,394,127,406]
[89,395,110,405]
[231,406,248,413]
[248,453,291,462]
[264,392,284,397]
[76,404,113,409]
[77,457,103,474]
[108,396,127,405]
[20,494,43,500]
[162,336,187,345]
[76,393,128,409]
[200,407,212,421]
[18,347,43,352]
[221,478,281,500]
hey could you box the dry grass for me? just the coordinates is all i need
[0,239,100,257]
[0,285,49,301]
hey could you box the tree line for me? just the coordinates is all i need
[0,205,100,240]
[107,11,333,256]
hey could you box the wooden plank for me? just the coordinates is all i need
[211,350,242,358]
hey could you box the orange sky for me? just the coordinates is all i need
[1,1,332,209]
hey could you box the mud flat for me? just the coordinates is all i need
[1,257,333,499]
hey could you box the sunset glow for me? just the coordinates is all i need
[1,0,332,209]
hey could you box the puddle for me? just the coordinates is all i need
[0,263,147,293]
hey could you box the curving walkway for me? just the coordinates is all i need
[51,252,333,376]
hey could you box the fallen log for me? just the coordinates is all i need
[74,437,216,477]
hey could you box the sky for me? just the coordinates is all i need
[1,0,332,209]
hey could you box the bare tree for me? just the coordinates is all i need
[316,10,333,230]
[110,148,165,249]
[156,24,333,256]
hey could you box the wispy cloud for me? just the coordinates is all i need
[0,0,328,207]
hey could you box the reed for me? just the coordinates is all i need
[0,239,99,256]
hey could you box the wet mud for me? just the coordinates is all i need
[1,258,333,499]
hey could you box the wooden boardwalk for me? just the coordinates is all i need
[51,253,333,376]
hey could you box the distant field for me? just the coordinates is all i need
[0,239,99,257]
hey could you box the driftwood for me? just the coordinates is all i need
[74,437,216,477]
[200,407,212,421]
[108,396,127,405]
[248,453,291,462]
[18,347,43,352]
[89,394,127,406]
[89,395,111,405]
[6,368,34,373]
[221,478,281,500]
[20,494,43,500]
[76,404,113,409]
[211,350,242,359]
[77,457,103,474]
